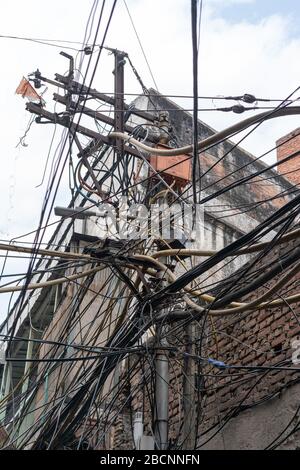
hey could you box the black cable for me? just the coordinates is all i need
[191,0,199,204]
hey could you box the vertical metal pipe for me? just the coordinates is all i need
[0,363,12,422]
[154,326,169,450]
[21,327,35,396]
[182,322,196,449]
[154,251,169,450]
[133,412,143,450]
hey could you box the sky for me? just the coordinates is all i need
[211,0,300,31]
[1,0,300,319]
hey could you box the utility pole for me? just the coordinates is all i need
[113,50,126,159]
[26,60,158,164]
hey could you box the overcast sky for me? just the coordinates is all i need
[1,0,300,320]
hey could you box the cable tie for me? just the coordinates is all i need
[207,358,227,368]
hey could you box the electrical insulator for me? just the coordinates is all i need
[232,104,245,114]
[33,78,42,89]
[84,46,92,55]
[242,93,256,104]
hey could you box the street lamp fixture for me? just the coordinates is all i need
[54,206,107,220]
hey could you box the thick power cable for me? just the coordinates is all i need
[109,105,300,156]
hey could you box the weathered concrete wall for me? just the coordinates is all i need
[201,382,300,450]
[145,91,294,227]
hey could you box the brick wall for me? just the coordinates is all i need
[277,127,300,185]
[194,239,300,446]
[110,238,300,449]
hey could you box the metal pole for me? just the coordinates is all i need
[182,322,196,449]
[154,222,169,450]
[21,326,35,396]
[154,322,169,450]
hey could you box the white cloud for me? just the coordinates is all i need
[207,0,255,4]
[195,10,300,157]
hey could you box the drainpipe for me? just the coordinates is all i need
[133,412,143,450]
[154,327,169,450]
[154,252,169,450]
[21,327,35,395]
[152,118,173,450]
